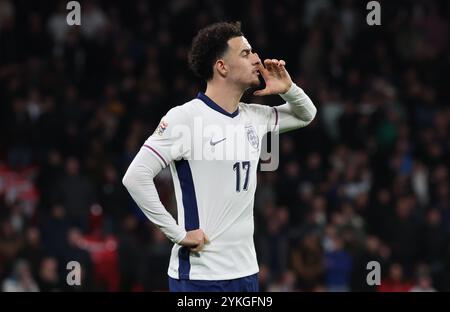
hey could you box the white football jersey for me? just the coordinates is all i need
[144,92,278,280]
[135,83,316,281]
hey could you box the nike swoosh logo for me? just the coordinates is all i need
[210,138,226,146]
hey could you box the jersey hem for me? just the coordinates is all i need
[168,267,259,281]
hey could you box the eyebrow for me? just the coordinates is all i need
[240,47,252,55]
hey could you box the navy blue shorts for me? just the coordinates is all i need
[168,273,259,292]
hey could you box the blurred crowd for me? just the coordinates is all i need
[0,0,449,291]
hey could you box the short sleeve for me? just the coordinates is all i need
[142,106,191,167]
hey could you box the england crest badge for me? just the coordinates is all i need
[245,124,259,150]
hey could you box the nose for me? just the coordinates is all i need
[253,52,261,65]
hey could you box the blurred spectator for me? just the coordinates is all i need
[0,220,23,273]
[323,229,353,291]
[421,208,448,289]
[139,225,172,291]
[53,157,96,230]
[98,164,129,232]
[63,227,93,291]
[350,235,390,292]
[40,205,70,262]
[47,1,71,44]
[377,263,414,292]
[80,1,109,40]
[409,265,437,292]
[117,215,142,291]
[410,274,437,292]
[291,231,324,291]
[2,259,39,292]
[385,196,422,271]
[258,264,270,292]
[0,0,449,291]
[267,270,297,292]
[257,205,290,280]
[81,205,120,291]
[17,227,45,278]
[37,257,62,292]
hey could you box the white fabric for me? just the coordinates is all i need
[123,84,316,280]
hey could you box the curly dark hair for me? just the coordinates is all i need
[188,21,243,81]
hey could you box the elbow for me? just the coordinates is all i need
[122,169,133,190]
[309,105,317,122]
[302,104,317,126]
[122,163,155,191]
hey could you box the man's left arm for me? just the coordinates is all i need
[254,58,317,133]
[275,83,317,133]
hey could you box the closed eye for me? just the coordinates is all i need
[241,49,251,57]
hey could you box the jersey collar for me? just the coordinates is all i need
[197,92,239,118]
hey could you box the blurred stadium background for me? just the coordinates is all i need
[0,0,449,292]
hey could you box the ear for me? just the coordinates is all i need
[214,59,228,78]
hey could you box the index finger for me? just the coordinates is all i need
[257,61,270,79]
[191,242,204,252]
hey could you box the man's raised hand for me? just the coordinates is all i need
[253,58,293,96]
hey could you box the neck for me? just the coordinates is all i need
[204,80,243,114]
